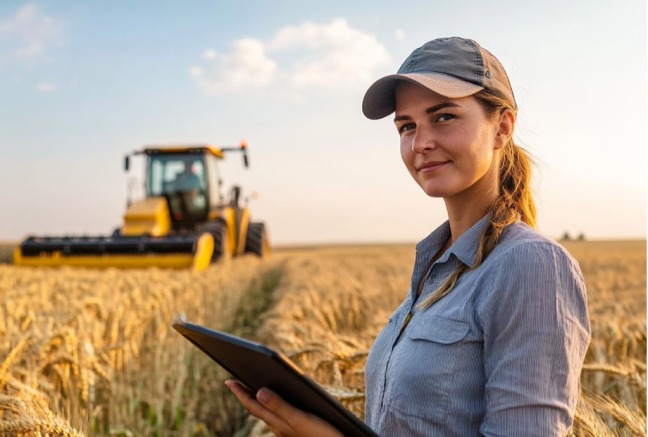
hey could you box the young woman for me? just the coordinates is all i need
[226,37,591,437]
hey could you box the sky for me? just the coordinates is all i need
[0,0,646,245]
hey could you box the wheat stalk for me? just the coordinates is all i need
[0,394,85,437]
[0,335,29,391]
[586,392,647,436]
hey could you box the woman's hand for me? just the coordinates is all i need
[225,380,344,437]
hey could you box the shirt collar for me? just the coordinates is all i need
[416,213,491,269]
[415,220,451,257]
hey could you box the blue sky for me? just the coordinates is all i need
[0,0,646,244]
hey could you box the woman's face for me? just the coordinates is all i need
[394,81,510,200]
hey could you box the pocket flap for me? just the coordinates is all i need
[407,316,469,344]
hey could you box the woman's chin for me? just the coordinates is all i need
[419,182,457,199]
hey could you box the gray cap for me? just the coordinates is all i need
[362,37,517,120]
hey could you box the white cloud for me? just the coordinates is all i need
[37,82,54,91]
[269,18,391,88]
[0,3,62,58]
[202,49,216,60]
[191,18,390,95]
[395,29,405,40]
[191,38,277,95]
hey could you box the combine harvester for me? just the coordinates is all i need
[14,142,269,271]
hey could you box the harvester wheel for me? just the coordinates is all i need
[199,221,230,262]
[245,222,269,258]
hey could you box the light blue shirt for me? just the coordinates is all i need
[365,214,590,436]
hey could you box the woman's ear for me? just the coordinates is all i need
[494,108,515,149]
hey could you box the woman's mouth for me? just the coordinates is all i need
[418,161,450,173]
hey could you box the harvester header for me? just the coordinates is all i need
[15,140,269,271]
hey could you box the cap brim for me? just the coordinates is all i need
[362,73,484,120]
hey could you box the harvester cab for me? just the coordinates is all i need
[14,141,269,271]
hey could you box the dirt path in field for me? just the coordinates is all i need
[224,263,284,339]
[220,263,286,437]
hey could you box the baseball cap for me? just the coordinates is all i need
[362,37,517,120]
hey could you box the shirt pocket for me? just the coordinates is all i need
[391,315,469,422]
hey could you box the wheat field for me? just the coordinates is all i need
[0,240,645,436]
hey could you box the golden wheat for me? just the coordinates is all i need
[0,394,85,437]
[0,255,283,436]
[1,240,645,436]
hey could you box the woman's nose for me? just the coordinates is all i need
[411,126,436,153]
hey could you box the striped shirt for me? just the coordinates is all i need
[365,214,590,436]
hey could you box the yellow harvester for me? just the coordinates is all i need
[14,142,269,270]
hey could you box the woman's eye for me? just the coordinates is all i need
[436,114,455,122]
[399,123,415,134]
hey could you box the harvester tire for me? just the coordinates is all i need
[199,221,229,262]
[245,222,269,258]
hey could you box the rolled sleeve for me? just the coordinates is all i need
[478,242,591,437]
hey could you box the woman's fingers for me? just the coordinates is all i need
[226,381,344,437]
[256,387,309,423]
[256,388,345,437]
[225,380,290,431]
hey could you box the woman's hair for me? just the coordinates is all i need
[418,89,536,310]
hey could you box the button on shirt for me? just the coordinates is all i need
[364,214,591,436]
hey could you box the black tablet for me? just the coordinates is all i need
[173,321,378,437]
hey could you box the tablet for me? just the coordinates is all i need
[173,321,378,437]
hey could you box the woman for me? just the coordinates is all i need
[226,37,591,436]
